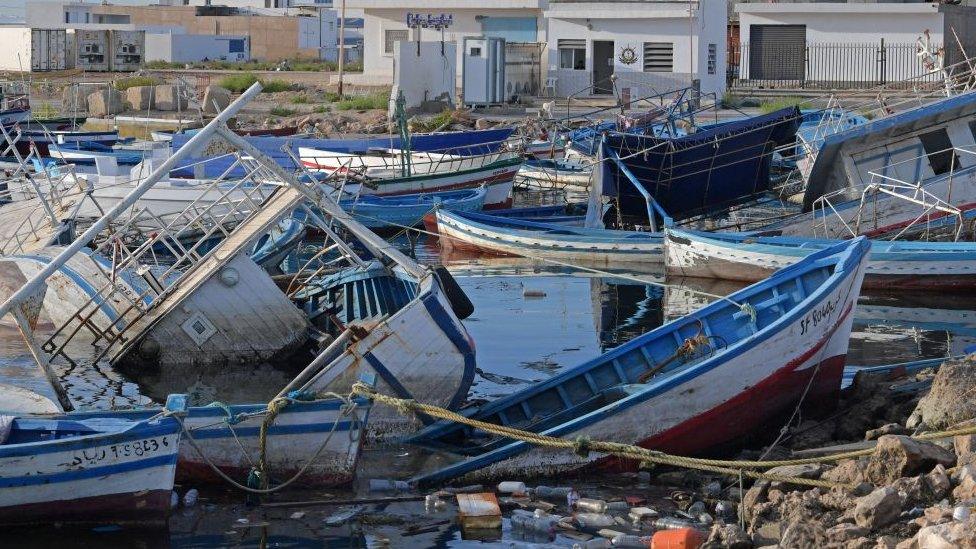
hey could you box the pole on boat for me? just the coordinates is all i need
[214,126,429,280]
[0,83,264,323]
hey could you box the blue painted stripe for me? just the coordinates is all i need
[189,421,357,440]
[0,453,177,489]
[421,290,477,412]
[59,398,367,421]
[0,419,179,458]
[363,352,416,402]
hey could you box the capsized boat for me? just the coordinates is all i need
[407,237,870,484]
[0,401,184,525]
[434,209,662,265]
[665,228,976,291]
[338,186,487,229]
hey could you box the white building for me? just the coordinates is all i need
[546,0,726,97]
[735,2,976,86]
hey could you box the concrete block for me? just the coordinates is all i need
[125,86,155,111]
[155,85,188,111]
[202,85,231,115]
[86,88,125,116]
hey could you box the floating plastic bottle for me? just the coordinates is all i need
[612,534,652,547]
[369,479,410,492]
[574,539,612,549]
[573,512,616,530]
[533,485,574,499]
[607,500,631,512]
[654,517,697,530]
[511,513,559,536]
[183,488,199,507]
[575,498,608,513]
[497,481,528,495]
[567,488,581,509]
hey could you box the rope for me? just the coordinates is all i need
[350,383,976,491]
[171,391,362,494]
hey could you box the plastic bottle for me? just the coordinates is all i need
[369,479,410,492]
[686,501,706,515]
[575,539,612,549]
[607,500,631,512]
[574,512,616,530]
[575,498,609,513]
[498,481,528,495]
[714,500,734,521]
[533,485,575,499]
[612,534,652,547]
[183,488,198,507]
[567,488,581,509]
[511,513,559,536]
[649,528,705,549]
[170,491,179,509]
[653,517,697,530]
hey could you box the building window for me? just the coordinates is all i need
[558,39,585,70]
[918,128,959,175]
[384,29,408,54]
[707,44,716,75]
[643,42,673,72]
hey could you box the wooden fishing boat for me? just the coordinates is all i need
[665,228,976,291]
[434,209,662,265]
[0,407,183,525]
[49,141,146,165]
[0,107,30,126]
[517,158,592,191]
[339,187,487,229]
[522,138,567,160]
[299,146,520,209]
[408,237,871,484]
[424,202,590,233]
[58,395,370,488]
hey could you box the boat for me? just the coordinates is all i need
[48,141,147,165]
[665,228,976,291]
[598,106,801,223]
[15,128,119,157]
[152,125,304,143]
[434,209,662,265]
[56,395,370,488]
[299,146,521,209]
[0,401,184,526]
[517,158,592,191]
[338,187,487,230]
[407,237,870,484]
[425,202,591,232]
[522,137,567,160]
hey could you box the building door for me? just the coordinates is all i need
[749,24,805,81]
[593,40,614,94]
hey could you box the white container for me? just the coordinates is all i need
[110,30,145,72]
[0,28,68,72]
[74,29,110,71]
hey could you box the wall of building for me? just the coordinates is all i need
[0,27,34,72]
[145,33,251,63]
[546,2,726,98]
[359,8,544,83]
[391,40,456,114]
[738,9,943,46]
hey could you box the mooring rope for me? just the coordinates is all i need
[349,382,976,491]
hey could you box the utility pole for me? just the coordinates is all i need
[689,0,694,87]
[337,0,347,97]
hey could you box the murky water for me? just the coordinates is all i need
[2,207,973,546]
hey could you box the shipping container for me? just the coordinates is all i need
[0,28,69,72]
[145,33,250,64]
[74,29,110,71]
[110,30,145,71]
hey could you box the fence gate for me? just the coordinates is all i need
[749,24,806,81]
[504,42,543,99]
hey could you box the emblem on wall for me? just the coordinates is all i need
[618,45,638,65]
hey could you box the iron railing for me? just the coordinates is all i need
[728,41,945,90]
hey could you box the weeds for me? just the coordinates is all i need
[759,97,807,114]
[113,76,161,90]
[335,92,390,111]
[217,73,292,93]
[269,106,297,117]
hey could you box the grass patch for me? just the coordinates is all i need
[113,76,161,90]
[31,102,59,119]
[291,95,310,104]
[758,97,807,114]
[269,106,297,117]
[217,73,292,93]
[313,105,329,113]
[335,92,390,111]
[410,109,456,133]
[144,60,182,69]
[323,91,341,102]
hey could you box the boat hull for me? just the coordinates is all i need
[435,210,662,265]
[0,418,180,526]
[665,230,976,291]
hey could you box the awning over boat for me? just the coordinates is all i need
[802,90,976,210]
[599,106,801,222]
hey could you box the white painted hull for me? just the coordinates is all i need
[306,274,474,438]
[450,257,866,481]
[436,211,663,265]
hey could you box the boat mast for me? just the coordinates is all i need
[394,90,412,177]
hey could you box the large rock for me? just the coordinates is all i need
[780,519,827,547]
[824,459,870,485]
[766,463,826,491]
[853,487,902,530]
[741,480,769,524]
[202,85,231,115]
[912,517,976,548]
[953,464,976,501]
[86,88,124,116]
[125,85,155,110]
[155,85,188,111]
[865,435,955,484]
[907,355,976,430]
[924,464,951,499]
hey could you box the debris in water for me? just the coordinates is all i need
[324,505,366,526]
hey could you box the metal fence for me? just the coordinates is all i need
[729,42,945,90]
[504,42,544,99]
